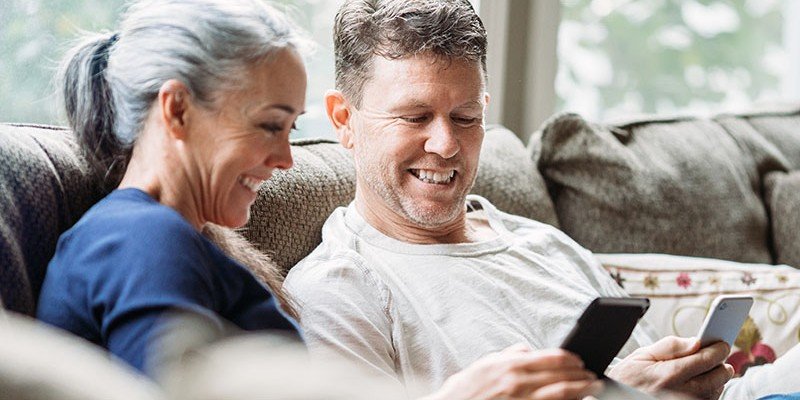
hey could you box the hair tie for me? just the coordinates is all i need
[108,33,120,46]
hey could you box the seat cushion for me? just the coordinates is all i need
[765,171,800,268]
[537,113,774,263]
[0,311,164,400]
[242,126,558,274]
[0,124,104,315]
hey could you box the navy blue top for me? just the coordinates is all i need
[37,188,299,372]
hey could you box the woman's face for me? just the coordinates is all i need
[185,48,306,228]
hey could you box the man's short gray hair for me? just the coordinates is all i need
[333,0,487,107]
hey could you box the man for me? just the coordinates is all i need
[284,1,797,399]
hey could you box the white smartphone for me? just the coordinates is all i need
[697,295,754,348]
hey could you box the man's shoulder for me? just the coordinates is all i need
[287,243,371,285]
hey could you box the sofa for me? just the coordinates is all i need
[1,104,799,398]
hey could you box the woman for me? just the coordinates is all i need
[37,0,307,374]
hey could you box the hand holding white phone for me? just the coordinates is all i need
[697,295,754,348]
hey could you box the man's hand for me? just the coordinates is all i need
[426,344,603,400]
[607,336,735,400]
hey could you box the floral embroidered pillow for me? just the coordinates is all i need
[596,253,800,377]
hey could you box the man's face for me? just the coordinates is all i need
[346,54,487,228]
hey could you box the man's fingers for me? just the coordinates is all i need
[642,336,701,361]
[681,363,733,399]
[510,348,584,371]
[532,379,604,400]
[670,341,731,382]
[523,369,597,390]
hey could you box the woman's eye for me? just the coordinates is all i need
[261,123,287,134]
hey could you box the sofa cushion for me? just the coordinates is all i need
[242,126,558,274]
[0,124,104,315]
[597,253,800,377]
[734,106,800,169]
[765,171,800,268]
[537,113,773,264]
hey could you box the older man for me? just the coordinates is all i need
[284,1,789,399]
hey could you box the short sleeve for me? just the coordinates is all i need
[38,212,224,373]
[284,252,402,388]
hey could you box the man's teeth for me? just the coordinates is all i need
[411,169,456,184]
[238,176,263,193]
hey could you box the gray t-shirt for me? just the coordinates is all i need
[284,195,657,397]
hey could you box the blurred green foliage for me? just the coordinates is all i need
[0,0,339,139]
[558,0,786,118]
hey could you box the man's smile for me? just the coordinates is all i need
[409,168,457,185]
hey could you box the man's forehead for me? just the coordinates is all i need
[360,54,486,105]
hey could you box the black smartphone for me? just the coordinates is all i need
[560,297,650,376]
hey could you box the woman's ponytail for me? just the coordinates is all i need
[60,32,127,188]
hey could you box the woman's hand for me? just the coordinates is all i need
[424,344,603,400]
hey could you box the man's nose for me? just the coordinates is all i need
[423,117,459,159]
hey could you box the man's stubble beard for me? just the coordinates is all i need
[359,161,473,229]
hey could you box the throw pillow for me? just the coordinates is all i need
[537,113,773,264]
[764,171,800,268]
[739,107,800,169]
[597,253,800,377]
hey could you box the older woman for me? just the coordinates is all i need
[36,0,307,374]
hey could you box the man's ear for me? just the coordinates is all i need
[158,79,192,140]
[325,89,355,149]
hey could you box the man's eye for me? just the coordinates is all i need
[401,115,428,123]
[453,116,479,125]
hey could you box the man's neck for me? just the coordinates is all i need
[354,190,497,245]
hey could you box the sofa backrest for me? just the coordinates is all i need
[533,106,800,265]
[0,124,104,316]
[0,124,555,313]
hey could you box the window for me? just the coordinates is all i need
[1,0,480,140]
[557,0,800,121]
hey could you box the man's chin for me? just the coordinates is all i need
[401,202,464,228]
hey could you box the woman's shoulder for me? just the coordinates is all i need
[79,188,194,233]
[53,189,208,274]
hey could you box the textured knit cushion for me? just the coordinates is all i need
[0,124,104,315]
[765,171,800,268]
[242,126,558,274]
[537,113,773,264]
[597,253,800,377]
[0,311,164,400]
[738,107,800,169]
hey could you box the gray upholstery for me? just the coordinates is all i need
[765,171,800,268]
[241,126,559,274]
[536,113,776,264]
[740,108,800,169]
[0,124,104,316]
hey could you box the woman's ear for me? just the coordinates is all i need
[158,79,192,140]
[324,89,355,149]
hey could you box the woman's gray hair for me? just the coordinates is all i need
[61,0,310,188]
